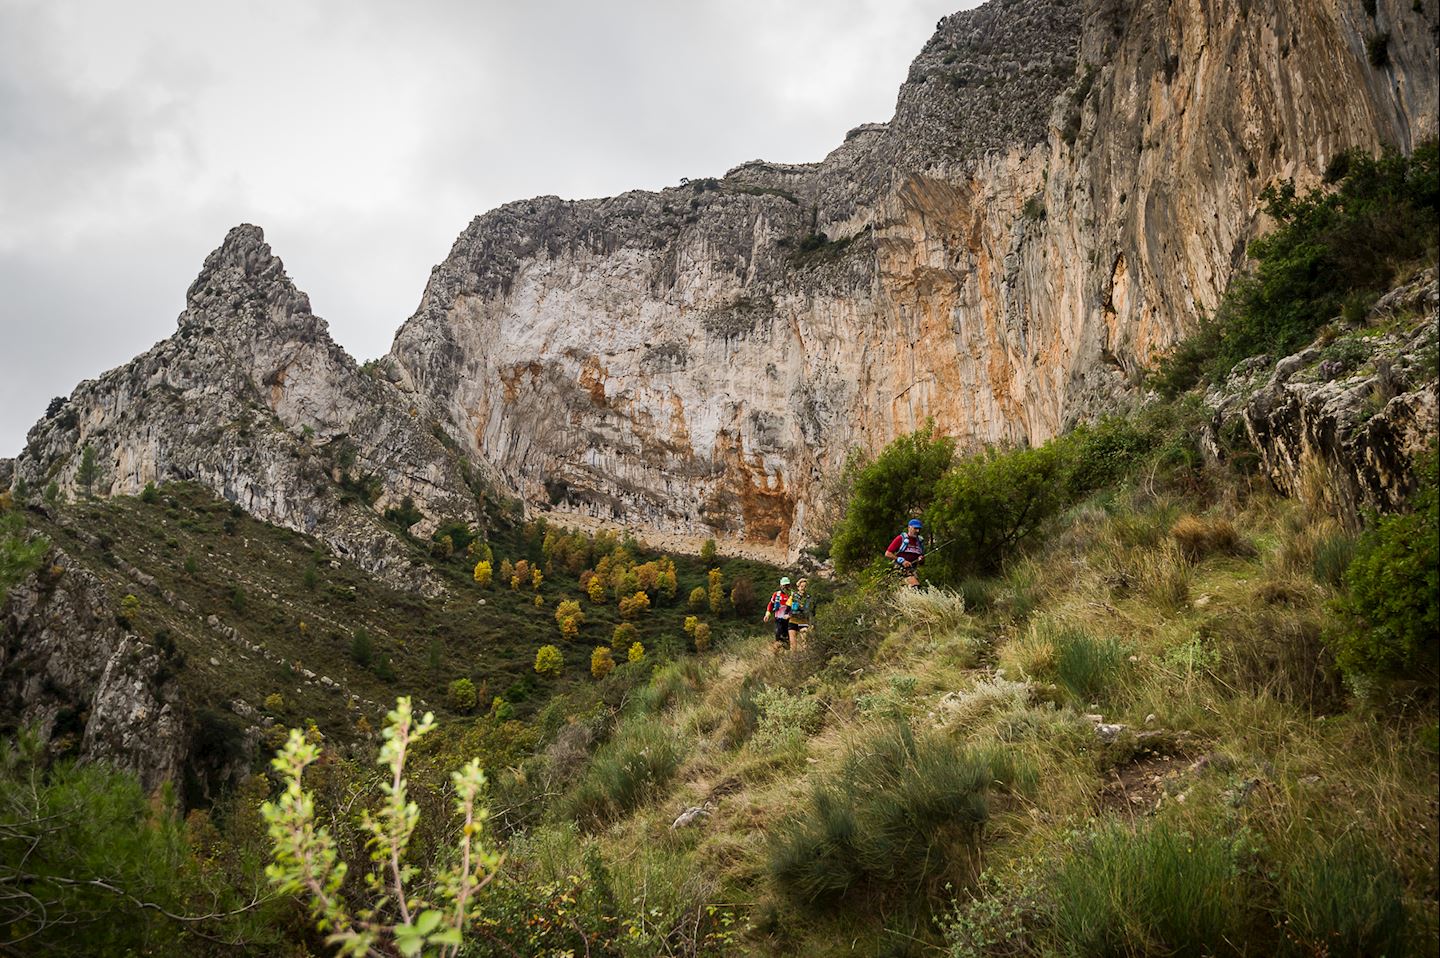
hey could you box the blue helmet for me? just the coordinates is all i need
[908,519,923,530]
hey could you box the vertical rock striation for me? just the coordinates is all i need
[387,0,1439,557]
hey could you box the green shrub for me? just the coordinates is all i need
[752,686,823,749]
[559,718,681,828]
[1047,823,1244,956]
[831,424,955,574]
[0,514,47,606]
[1279,832,1407,956]
[447,677,478,712]
[1059,417,1151,497]
[534,645,564,678]
[1326,451,1439,682]
[350,628,373,669]
[926,443,1068,580]
[956,577,998,614]
[1152,141,1439,392]
[637,662,693,715]
[770,725,1020,910]
[139,482,159,504]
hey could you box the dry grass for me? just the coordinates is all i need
[1170,514,1249,562]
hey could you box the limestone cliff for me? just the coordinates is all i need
[10,226,488,593]
[388,0,1438,557]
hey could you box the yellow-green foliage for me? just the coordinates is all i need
[447,677,478,712]
[687,586,708,611]
[263,692,285,713]
[693,621,712,652]
[534,645,563,678]
[627,641,645,663]
[611,622,637,651]
[554,599,584,639]
[707,568,726,615]
[590,646,615,680]
[683,615,699,636]
[473,559,492,587]
[618,591,650,620]
[510,559,531,590]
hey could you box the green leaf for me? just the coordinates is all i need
[414,909,443,936]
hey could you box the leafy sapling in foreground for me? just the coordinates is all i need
[262,697,500,957]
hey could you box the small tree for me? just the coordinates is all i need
[591,646,616,680]
[499,559,514,584]
[658,559,678,601]
[447,678,478,713]
[612,622,637,651]
[619,591,651,620]
[587,573,608,604]
[693,622,712,653]
[263,698,498,957]
[140,482,159,504]
[707,568,726,616]
[699,539,717,564]
[531,567,544,592]
[473,560,492,588]
[554,600,585,639]
[627,642,646,663]
[351,629,374,669]
[510,559,530,591]
[264,692,285,713]
[76,444,100,499]
[688,587,708,612]
[683,615,699,637]
[730,577,757,616]
[534,645,564,678]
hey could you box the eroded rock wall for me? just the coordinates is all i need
[388,0,1439,557]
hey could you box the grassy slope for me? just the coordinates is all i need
[15,482,780,756]
[502,483,1439,956]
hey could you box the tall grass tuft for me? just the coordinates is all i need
[1048,823,1243,956]
[1140,540,1192,610]
[1170,514,1247,562]
[769,725,1021,910]
[1053,628,1130,704]
[1309,527,1356,589]
[892,585,968,633]
[1279,832,1408,957]
[558,717,681,828]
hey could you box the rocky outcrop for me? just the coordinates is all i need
[0,545,188,793]
[9,226,488,593]
[1212,269,1439,522]
[387,0,1439,557]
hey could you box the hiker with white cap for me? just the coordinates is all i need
[763,576,795,651]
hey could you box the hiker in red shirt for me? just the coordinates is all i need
[885,519,926,587]
[763,577,794,652]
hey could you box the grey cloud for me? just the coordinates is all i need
[0,0,975,456]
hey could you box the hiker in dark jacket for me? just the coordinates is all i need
[885,519,926,587]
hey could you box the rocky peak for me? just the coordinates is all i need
[10,227,489,593]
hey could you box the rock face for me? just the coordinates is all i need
[1213,269,1440,523]
[387,0,1439,556]
[0,546,188,793]
[10,226,487,593]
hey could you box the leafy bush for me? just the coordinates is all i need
[618,590,650,620]
[627,642,645,663]
[1326,451,1439,683]
[554,599,584,639]
[1047,823,1244,955]
[590,646,615,680]
[926,443,1068,579]
[706,568,726,615]
[448,677,478,712]
[1152,141,1439,393]
[611,622,637,651]
[534,645,564,678]
[687,586,708,611]
[699,538,717,564]
[693,621,712,652]
[1059,417,1151,497]
[752,686,823,749]
[770,726,1020,910]
[350,628,374,669]
[729,576,756,615]
[472,559,492,587]
[831,424,955,574]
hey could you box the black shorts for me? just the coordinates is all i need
[774,617,791,644]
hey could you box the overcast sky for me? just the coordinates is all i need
[0,0,978,456]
